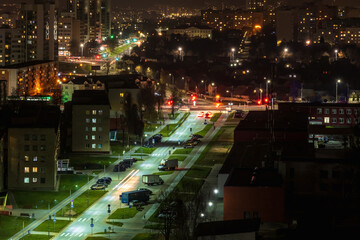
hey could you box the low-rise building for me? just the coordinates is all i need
[71,90,110,153]
[166,26,213,40]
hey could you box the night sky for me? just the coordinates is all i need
[1,0,360,8]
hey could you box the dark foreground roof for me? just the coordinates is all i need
[195,219,260,237]
[225,168,282,187]
[72,90,110,105]
[0,60,54,69]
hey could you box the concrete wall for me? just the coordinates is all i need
[224,186,285,222]
[7,128,57,190]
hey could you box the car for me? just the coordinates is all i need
[198,111,204,117]
[150,134,162,143]
[100,177,112,184]
[192,134,203,139]
[138,188,152,195]
[124,158,137,163]
[96,178,109,186]
[205,112,212,118]
[91,183,106,190]
[183,143,194,148]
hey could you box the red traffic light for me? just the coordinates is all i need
[167,100,173,106]
[257,100,262,105]
[264,98,269,103]
[191,94,197,101]
[96,55,101,59]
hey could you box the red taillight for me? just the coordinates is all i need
[264,98,269,103]
[257,100,261,105]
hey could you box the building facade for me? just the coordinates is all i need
[58,12,81,58]
[166,26,213,40]
[0,27,23,66]
[72,90,110,153]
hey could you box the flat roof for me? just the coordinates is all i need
[235,110,308,132]
[0,60,55,69]
[70,74,140,89]
[225,168,282,187]
[195,219,260,237]
[72,90,110,105]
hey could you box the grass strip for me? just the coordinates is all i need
[152,171,174,175]
[144,123,162,132]
[172,148,193,154]
[0,216,34,239]
[195,128,226,166]
[57,190,107,217]
[226,111,235,122]
[193,124,213,137]
[168,155,187,161]
[135,147,156,154]
[210,112,221,122]
[34,220,71,233]
[132,233,159,240]
[168,113,180,120]
[108,207,138,219]
[159,112,190,137]
[12,175,92,209]
[185,166,211,179]
[106,221,123,227]
[21,235,52,240]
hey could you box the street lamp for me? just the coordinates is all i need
[230,48,235,62]
[334,49,338,61]
[336,79,341,103]
[80,43,84,57]
[208,201,213,207]
[178,47,183,61]
[266,79,271,98]
[214,189,219,194]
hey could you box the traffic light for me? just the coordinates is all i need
[126,40,130,44]
[110,35,114,39]
[264,97,269,104]
[116,57,119,61]
[215,103,220,108]
[132,38,137,42]
[102,53,107,58]
[257,99,262,105]
[167,100,173,106]
[96,55,101,59]
[191,94,197,101]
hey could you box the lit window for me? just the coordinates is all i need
[92,118,96,123]
[85,135,89,140]
[33,167,38,173]
[86,118,90,123]
[332,118,337,123]
[98,144,102,149]
[24,177,30,183]
[92,127,96,131]
[24,167,30,173]
[25,156,29,161]
[92,144,96,149]
[98,110,103,115]
[120,93,124,97]
[92,110,96,115]
[33,178,37,183]
[92,135,96,140]
[33,156,38,161]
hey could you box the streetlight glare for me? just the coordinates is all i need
[178,47,182,51]
[214,189,219,194]
[208,201,213,207]
[337,79,341,83]
[231,48,235,52]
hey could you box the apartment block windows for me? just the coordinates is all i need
[32,167,38,173]
[92,118,96,123]
[85,135,89,140]
[339,118,344,124]
[347,118,352,124]
[85,127,89,131]
[24,145,30,151]
[98,110,103,115]
[24,167,30,173]
[24,177,29,183]
[40,135,46,141]
[324,117,330,123]
[320,170,328,179]
[346,109,352,115]
[33,156,38,162]
[317,108,322,114]
[92,135,96,140]
[92,144,96,149]
[332,109,337,114]
[24,156,29,161]
[40,145,46,151]
[40,178,46,183]
[32,135,37,140]
[98,144,102,149]
[92,127,96,131]
[24,134,29,141]
[85,143,90,148]
[92,110,96,115]
[86,118,90,123]
[339,109,344,114]
[332,118,337,123]
[33,178,38,183]
[32,145,37,151]
[324,108,329,114]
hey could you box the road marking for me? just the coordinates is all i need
[78,233,83,237]
[65,233,70,236]
[60,233,65,236]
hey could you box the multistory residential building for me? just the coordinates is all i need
[3,102,60,191]
[58,12,81,58]
[276,9,295,42]
[71,90,110,153]
[100,0,111,39]
[0,60,58,97]
[20,0,58,61]
[166,26,213,40]
[201,9,263,32]
[339,27,360,46]
[246,0,267,11]
[0,27,23,66]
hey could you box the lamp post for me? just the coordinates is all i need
[334,49,338,61]
[230,48,235,62]
[336,79,341,103]
[80,43,84,57]
[266,79,271,98]
[283,47,288,59]
[178,47,183,61]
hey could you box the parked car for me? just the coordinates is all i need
[100,177,112,185]
[143,142,155,148]
[138,188,153,195]
[192,134,203,138]
[91,183,106,190]
[96,178,109,186]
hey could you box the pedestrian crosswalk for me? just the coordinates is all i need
[59,232,84,237]
[150,153,167,157]
[76,217,99,222]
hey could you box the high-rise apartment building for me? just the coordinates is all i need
[20,0,58,61]
[0,26,23,66]
[58,12,81,58]
[246,0,267,11]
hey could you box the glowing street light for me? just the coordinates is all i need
[266,79,271,98]
[214,189,219,194]
[178,47,183,61]
[336,79,341,103]
[230,48,235,62]
[334,49,338,61]
[208,201,213,207]
[80,43,84,57]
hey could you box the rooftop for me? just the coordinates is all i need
[195,219,260,237]
[235,110,308,132]
[279,102,360,108]
[0,60,55,69]
[69,74,141,89]
[225,168,282,187]
[72,90,110,106]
